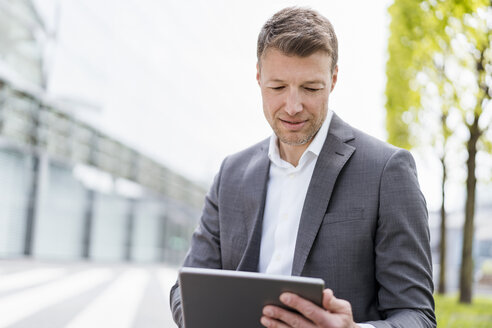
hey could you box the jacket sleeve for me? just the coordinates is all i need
[169,158,226,327]
[366,149,436,328]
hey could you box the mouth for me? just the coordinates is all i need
[279,118,307,130]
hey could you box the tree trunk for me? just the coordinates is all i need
[459,114,480,304]
[438,155,447,294]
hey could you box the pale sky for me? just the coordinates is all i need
[34,0,465,211]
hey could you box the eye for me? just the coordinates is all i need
[304,87,320,92]
[270,86,285,90]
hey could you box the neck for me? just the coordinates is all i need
[278,141,310,167]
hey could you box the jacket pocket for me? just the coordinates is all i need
[322,208,364,225]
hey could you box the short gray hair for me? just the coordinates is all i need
[257,7,338,72]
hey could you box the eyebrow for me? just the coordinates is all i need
[267,79,326,85]
[304,80,326,85]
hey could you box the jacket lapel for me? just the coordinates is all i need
[291,113,356,276]
[236,139,270,272]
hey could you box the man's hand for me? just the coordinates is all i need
[260,289,360,328]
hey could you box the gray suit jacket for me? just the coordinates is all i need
[170,113,436,328]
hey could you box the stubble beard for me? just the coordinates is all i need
[273,118,323,146]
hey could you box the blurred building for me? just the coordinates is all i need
[0,0,206,265]
[429,188,492,292]
[0,0,45,87]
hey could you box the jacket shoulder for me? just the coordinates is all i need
[349,126,407,162]
[222,137,269,170]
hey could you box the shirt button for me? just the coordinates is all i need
[274,254,282,261]
[288,173,296,178]
[282,213,288,220]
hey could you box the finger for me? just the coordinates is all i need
[263,305,314,328]
[279,293,326,326]
[322,288,334,310]
[260,316,290,328]
[322,289,353,316]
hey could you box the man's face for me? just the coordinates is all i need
[257,49,337,150]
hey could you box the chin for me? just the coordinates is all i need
[278,135,311,146]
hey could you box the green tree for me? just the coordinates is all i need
[457,3,492,303]
[386,0,491,303]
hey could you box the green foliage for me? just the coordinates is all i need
[435,294,492,327]
[385,0,489,149]
[385,0,423,149]
[484,139,492,154]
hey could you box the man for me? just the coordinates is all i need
[170,7,435,328]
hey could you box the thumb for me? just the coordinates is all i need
[322,289,353,315]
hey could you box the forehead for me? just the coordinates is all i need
[259,49,332,81]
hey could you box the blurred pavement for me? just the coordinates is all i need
[0,259,178,328]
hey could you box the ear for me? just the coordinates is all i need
[256,62,261,86]
[330,65,338,92]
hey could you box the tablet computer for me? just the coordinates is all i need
[179,267,324,328]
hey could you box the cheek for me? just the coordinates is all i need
[261,99,274,121]
[306,95,329,112]
[262,94,282,116]
[262,105,271,121]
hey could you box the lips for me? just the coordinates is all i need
[279,118,307,130]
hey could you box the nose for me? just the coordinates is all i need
[285,89,303,116]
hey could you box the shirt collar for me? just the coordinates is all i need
[268,109,334,168]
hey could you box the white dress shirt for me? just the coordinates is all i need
[259,110,333,275]
[258,110,375,328]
